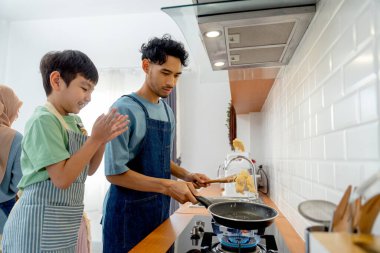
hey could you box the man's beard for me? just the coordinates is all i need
[155,88,171,99]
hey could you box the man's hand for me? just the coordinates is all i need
[184,173,211,189]
[165,180,199,204]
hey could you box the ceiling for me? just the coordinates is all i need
[0,0,192,21]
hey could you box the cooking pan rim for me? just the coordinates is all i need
[208,201,279,222]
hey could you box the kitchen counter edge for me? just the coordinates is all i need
[130,185,305,253]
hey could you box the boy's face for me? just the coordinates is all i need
[59,74,95,114]
[145,55,182,98]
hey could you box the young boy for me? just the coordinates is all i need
[2,50,128,253]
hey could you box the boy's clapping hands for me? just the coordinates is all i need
[91,108,129,143]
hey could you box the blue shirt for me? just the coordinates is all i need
[104,93,175,176]
[0,131,22,202]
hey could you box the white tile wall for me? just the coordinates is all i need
[325,131,345,160]
[318,162,335,188]
[331,28,355,70]
[343,43,376,93]
[333,93,359,129]
[346,122,379,159]
[359,80,378,122]
[316,107,332,134]
[310,88,323,115]
[259,0,380,238]
[335,162,361,191]
[310,136,324,159]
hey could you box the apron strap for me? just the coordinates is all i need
[45,101,71,130]
[162,101,171,123]
[124,94,171,123]
[124,95,149,117]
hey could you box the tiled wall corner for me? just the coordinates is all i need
[261,0,380,238]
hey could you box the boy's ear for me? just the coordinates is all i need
[49,71,61,91]
[142,59,150,74]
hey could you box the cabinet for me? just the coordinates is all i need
[229,67,280,114]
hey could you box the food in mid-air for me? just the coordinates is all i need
[234,169,256,194]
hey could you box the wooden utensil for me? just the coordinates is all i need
[352,234,380,252]
[330,185,352,232]
[204,175,237,184]
[352,193,380,234]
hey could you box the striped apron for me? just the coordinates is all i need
[2,105,88,253]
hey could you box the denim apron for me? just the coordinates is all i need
[0,198,16,217]
[2,104,88,253]
[103,95,172,253]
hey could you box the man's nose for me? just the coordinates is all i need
[167,76,176,86]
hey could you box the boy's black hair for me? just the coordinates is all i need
[140,34,189,67]
[40,50,99,95]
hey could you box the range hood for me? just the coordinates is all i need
[162,0,316,71]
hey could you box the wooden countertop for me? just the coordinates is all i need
[130,184,304,253]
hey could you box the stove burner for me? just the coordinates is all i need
[212,243,262,253]
[226,236,250,245]
[182,216,278,253]
[220,235,258,251]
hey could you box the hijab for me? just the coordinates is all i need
[0,85,23,183]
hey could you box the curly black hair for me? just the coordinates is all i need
[40,50,98,96]
[140,34,189,67]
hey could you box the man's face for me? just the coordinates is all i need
[146,55,182,98]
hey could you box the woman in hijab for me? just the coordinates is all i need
[0,85,23,232]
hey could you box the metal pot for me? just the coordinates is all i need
[196,196,278,230]
[305,225,329,253]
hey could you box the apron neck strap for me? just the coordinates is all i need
[44,101,70,130]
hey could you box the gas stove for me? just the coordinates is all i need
[174,215,282,253]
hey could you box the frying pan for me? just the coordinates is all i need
[196,196,278,230]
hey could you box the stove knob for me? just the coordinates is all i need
[190,227,201,246]
[195,221,205,228]
[190,234,200,246]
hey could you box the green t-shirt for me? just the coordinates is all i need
[18,106,82,189]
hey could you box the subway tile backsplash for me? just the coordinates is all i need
[359,80,378,122]
[343,43,376,93]
[346,122,379,159]
[333,92,359,129]
[259,0,380,238]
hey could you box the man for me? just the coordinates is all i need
[102,34,210,253]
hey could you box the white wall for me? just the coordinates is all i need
[236,114,251,153]
[173,10,233,178]
[178,69,231,178]
[7,12,189,133]
[0,20,9,82]
[249,112,264,165]
[259,0,380,237]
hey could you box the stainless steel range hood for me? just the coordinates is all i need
[162,0,316,71]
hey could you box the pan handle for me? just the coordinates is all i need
[195,196,213,208]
